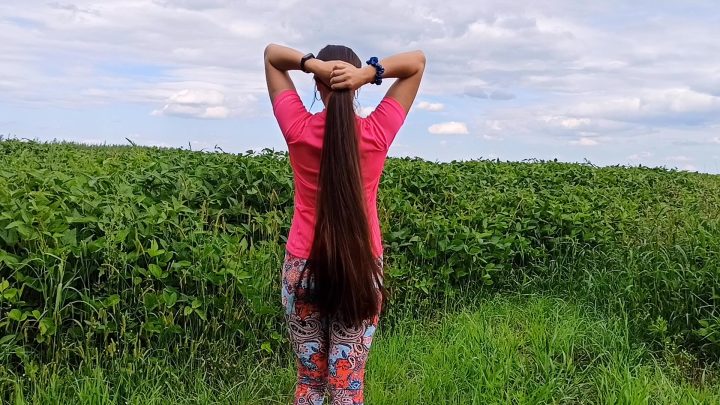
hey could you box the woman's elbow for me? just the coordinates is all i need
[263,43,277,61]
[415,50,426,72]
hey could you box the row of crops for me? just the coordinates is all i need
[1,139,719,373]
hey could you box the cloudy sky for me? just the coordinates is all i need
[2,1,719,173]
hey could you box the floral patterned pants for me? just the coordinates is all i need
[281,251,383,405]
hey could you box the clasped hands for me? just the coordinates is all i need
[308,60,375,91]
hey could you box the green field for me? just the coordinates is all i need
[1,139,719,404]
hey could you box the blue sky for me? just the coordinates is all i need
[1,1,719,173]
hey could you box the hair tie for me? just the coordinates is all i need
[366,57,384,85]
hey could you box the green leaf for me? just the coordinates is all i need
[4,221,24,230]
[39,318,56,336]
[172,261,192,269]
[66,216,98,224]
[116,228,130,243]
[8,309,24,321]
[183,306,193,316]
[0,230,19,246]
[61,228,77,247]
[0,335,15,344]
[148,264,164,278]
[0,251,19,265]
[191,299,201,309]
[2,288,18,300]
[147,240,165,258]
[236,271,251,280]
[104,294,120,308]
[143,293,159,311]
[163,290,177,308]
[143,320,162,334]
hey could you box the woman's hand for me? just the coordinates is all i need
[305,59,335,88]
[329,62,374,91]
[305,59,374,90]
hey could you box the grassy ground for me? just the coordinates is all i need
[8,293,719,405]
[3,141,720,403]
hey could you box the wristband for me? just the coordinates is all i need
[366,57,384,85]
[300,53,315,73]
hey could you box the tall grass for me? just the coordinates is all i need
[1,139,719,402]
[7,295,720,404]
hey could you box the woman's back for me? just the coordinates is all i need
[273,89,406,258]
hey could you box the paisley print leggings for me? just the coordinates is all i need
[281,251,383,405]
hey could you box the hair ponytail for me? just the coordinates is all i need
[307,45,387,327]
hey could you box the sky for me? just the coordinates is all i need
[1,1,719,174]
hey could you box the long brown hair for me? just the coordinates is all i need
[306,44,387,327]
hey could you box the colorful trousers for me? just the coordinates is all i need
[281,251,383,405]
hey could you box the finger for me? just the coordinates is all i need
[330,78,350,90]
[330,73,348,85]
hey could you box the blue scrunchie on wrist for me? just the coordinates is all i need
[366,57,385,85]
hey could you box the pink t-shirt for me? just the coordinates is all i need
[272,89,406,259]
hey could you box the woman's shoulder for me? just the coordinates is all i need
[357,97,407,150]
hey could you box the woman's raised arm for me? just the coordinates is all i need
[263,43,334,103]
[329,50,426,114]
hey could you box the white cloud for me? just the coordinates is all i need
[542,116,591,129]
[569,137,599,146]
[570,89,720,124]
[152,89,231,119]
[358,106,375,117]
[417,101,444,111]
[151,89,257,119]
[485,120,504,131]
[167,89,224,106]
[561,118,591,129]
[428,121,469,135]
[710,136,720,144]
[203,106,230,119]
[482,134,504,141]
[152,104,230,119]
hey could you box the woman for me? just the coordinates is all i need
[264,43,425,405]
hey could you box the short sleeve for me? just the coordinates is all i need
[365,96,407,151]
[272,90,311,144]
